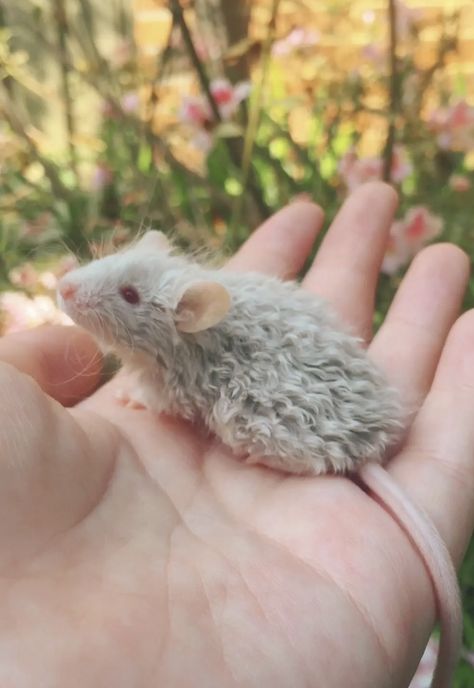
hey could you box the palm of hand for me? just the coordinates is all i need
[1,184,473,688]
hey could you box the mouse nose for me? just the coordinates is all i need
[58,280,77,301]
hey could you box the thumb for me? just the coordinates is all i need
[0,324,103,406]
[0,360,117,569]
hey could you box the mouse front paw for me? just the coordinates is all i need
[114,384,169,415]
[115,387,149,410]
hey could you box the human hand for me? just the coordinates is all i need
[0,182,472,688]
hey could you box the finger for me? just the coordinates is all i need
[0,324,103,406]
[226,201,324,278]
[387,310,474,564]
[370,244,469,404]
[0,360,116,565]
[303,182,398,341]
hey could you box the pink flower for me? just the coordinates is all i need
[272,28,320,56]
[91,164,114,191]
[37,255,79,291]
[338,149,381,190]
[429,100,474,151]
[403,206,443,247]
[120,91,140,114]
[210,79,252,119]
[362,43,385,62]
[109,39,133,69]
[9,263,39,288]
[0,292,72,335]
[179,79,251,151]
[339,146,412,190]
[382,206,443,275]
[381,221,412,275]
[449,174,471,192]
[179,96,212,128]
[408,637,437,688]
[390,146,414,183]
[361,9,376,24]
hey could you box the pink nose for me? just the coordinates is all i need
[59,281,77,301]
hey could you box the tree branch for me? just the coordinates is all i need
[169,0,269,220]
[52,0,77,176]
[383,0,398,181]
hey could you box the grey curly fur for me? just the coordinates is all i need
[58,237,405,475]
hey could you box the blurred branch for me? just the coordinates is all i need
[416,14,459,112]
[219,0,251,83]
[146,14,176,125]
[169,0,222,123]
[169,0,268,220]
[0,3,14,99]
[20,19,121,111]
[230,0,280,238]
[52,0,77,176]
[0,87,74,203]
[383,0,398,181]
[75,0,108,73]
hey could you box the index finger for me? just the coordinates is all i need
[226,201,324,278]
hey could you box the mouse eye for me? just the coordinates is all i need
[120,285,140,305]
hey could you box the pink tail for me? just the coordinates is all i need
[359,462,462,688]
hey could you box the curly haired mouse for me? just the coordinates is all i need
[57,230,461,688]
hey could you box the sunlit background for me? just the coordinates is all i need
[0,1,473,683]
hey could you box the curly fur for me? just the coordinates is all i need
[58,238,405,475]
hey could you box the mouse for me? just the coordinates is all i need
[57,229,461,688]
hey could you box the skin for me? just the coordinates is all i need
[0,181,472,688]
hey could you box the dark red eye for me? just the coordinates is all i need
[120,285,140,305]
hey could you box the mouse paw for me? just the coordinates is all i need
[115,387,148,410]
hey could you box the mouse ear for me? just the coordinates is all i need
[175,281,231,333]
[134,230,170,253]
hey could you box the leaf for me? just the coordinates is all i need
[214,122,244,139]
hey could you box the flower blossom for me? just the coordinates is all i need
[0,292,72,335]
[179,78,251,151]
[8,254,79,294]
[120,91,140,114]
[429,100,474,151]
[362,44,385,63]
[9,263,39,289]
[109,39,133,69]
[91,164,114,191]
[339,146,412,191]
[272,28,320,56]
[449,174,471,192]
[382,206,443,275]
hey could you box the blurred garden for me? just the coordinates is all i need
[0,0,473,684]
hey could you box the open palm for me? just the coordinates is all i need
[1,182,473,688]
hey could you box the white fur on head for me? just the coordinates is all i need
[175,281,231,333]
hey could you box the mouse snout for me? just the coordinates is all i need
[58,279,78,301]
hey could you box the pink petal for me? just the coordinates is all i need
[449,174,471,192]
[179,96,211,126]
[233,81,252,104]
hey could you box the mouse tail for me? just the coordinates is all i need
[358,462,462,688]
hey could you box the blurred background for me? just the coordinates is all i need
[0,0,473,683]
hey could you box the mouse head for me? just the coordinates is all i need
[57,230,231,360]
